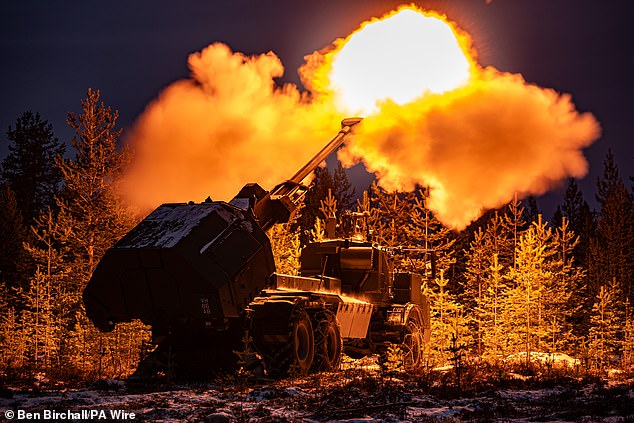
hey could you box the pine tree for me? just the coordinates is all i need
[425,269,467,365]
[55,89,147,378]
[502,197,527,270]
[22,208,74,375]
[591,151,634,302]
[522,196,541,225]
[506,222,551,360]
[623,299,634,370]
[332,161,355,214]
[560,178,595,270]
[596,149,620,207]
[0,307,28,375]
[57,88,135,287]
[553,217,587,342]
[588,279,622,371]
[21,268,57,371]
[1,91,152,382]
[462,210,514,358]
[464,228,487,355]
[365,184,412,248]
[269,205,303,275]
[486,211,515,268]
[0,185,30,293]
[480,253,507,361]
[293,161,355,246]
[406,188,455,274]
[1,111,65,224]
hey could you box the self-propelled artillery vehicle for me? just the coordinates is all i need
[83,118,432,378]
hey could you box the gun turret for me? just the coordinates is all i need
[230,117,362,231]
[83,118,362,336]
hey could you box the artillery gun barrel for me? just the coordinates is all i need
[231,117,363,230]
[288,117,363,185]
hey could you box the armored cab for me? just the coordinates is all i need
[296,238,432,360]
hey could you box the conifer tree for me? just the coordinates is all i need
[552,217,588,344]
[463,211,514,357]
[623,299,634,370]
[332,161,355,214]
[485,212,515,267]
[591,151,634,302]
[294,161,355,245]
[1,111,65,224]
[0,307,28,375]
[596,149,620,206]
[522,196,541,225]
[56,88,135,287]
[506,223,551,360]
[480,253,507,361]
[406,188,455,274]
[588,279,622,371]
[54,89,147,378]
[0,186,29,293]
[21,208,74,375]
[366,184,412,248]
[502,197,527,270]
[269,204,303,275]
[560,178,595,270]
[1,91,151,381]
[425,269,467,365]
[464,228,487,355]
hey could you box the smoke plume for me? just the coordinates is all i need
[338,68,600,229]
[120,43,338,211]
[121,7,600,230]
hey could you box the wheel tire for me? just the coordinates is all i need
[291,309,315,375]
[402,320,423,370]
[312,311,343,372]
[252,304,315,377]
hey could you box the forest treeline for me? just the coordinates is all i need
[1,90,633,385]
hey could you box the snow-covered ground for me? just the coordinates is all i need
[2,358,633,422]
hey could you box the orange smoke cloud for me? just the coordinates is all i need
[338,69,600,228]
[121,43,339,211]
[122,6,600,230]
[305,5,600,229]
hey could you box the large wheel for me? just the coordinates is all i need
[402,320,424,370]
[291,309,315,375]
[312,311,343,372]
[251,302,316,377]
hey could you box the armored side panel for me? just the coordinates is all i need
[393,272,423,305]
[83,201,275,334]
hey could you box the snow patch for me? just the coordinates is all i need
[406,405,466,419]
[118,203,231,249]
[505,351,581,368]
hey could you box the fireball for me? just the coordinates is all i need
[327,7,474,114]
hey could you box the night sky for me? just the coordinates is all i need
[1,0,632,217]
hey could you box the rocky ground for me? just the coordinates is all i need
[2,357,633,422]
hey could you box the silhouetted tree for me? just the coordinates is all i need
[0,186,29,293]
[1,111,65,224]
[590,151,634,301]
[596,149,619,207]
[522,195,540,225]
[560,178,595,269]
